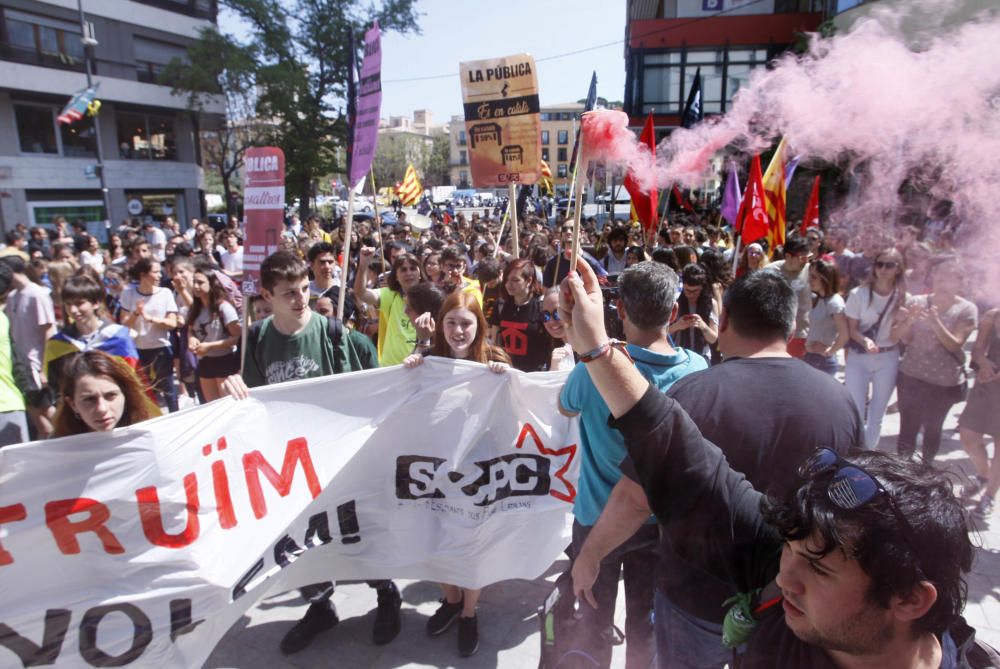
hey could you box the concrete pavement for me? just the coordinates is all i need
[206,388,1000,668]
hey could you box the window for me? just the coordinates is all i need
[117,111,177,160]
[3,9,84,69]
[133,37,188,84]
[541,148,549,162]
[14,103,96,157]
[459,171,469,187]
[639,46,771,116]
[539,113,550,121]
[459,150,467,165]
[557,147,568,162]
[557,130,568,145]
[541,130,550,145]
[557,164,568,178]
[458,130,466,146]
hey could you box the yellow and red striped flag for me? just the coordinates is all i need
[539,159,553,195]
[762,137,788,255]
[396,164,423,206]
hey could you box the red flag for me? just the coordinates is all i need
[671,184,695,213]
[734,155,771,245]
[800,175,820,235]
[623,113,658,236]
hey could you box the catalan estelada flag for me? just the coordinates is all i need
[57,83,101,125]
[44,322,140,395]
[762,137,789,255]
[395,164,423,206]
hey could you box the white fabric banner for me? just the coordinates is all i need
[0,359,578,668]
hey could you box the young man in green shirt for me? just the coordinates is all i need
[222,251,400,655]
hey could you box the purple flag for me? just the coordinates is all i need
[784,155,801,191]
[349,22,382,188]
[720,164,741,227]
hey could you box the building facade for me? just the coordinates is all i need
[624,0,823,133]
[0,0,225,237]
[448,102,585,195]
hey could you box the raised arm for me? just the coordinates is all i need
[353,247,381,308]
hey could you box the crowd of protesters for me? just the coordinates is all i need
[0,198,997,667]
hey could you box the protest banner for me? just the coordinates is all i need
[240,146,285,297]
[460,53,541,187]
[0,359,577,668]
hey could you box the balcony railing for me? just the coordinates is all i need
[131,0,218,21]
[0,42,87,72]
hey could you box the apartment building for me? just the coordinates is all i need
[0,0,225,237]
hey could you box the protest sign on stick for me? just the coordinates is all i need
[460,53,541,188]
[339,22,382,320]
[240,146,285,369]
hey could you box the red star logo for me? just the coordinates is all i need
[515,423,577,503]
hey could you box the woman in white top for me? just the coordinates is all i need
[843,247,906,449]
[120,257,179,412]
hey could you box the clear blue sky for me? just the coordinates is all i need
[220,0,627,122]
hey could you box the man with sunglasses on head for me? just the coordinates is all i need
[561,260,995,669]
[557,261,708,668]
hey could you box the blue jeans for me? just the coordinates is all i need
[572,521,658,669]
[804,351,838,375]
[654,591,730,669]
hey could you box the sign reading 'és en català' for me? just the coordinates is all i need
[460,53,541,187]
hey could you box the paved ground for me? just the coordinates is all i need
[207,381,1000,668]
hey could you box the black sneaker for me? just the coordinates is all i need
[280,601,339,655]
[426,598,463,636]
[372,582,402,645]
[458,615,479,657]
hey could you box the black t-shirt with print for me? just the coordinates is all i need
[489,296,552,372]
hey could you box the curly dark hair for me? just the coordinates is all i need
[762,451,972,637]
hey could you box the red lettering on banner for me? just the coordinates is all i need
[212,461,238,529]
[499,320,528,356]
[135,473,201,548]
[0,503,27,565]
[243,437,322,520]
[45,498,125,556]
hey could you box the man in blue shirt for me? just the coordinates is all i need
[559,260,707,668]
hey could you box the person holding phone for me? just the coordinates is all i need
[668,264,718,362]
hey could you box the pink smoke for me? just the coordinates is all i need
[582,0,1000,291]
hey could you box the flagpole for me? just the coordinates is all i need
[569,128,587,274]
[508,183,519,258]
[336,189,356,321]
[370,167,385,272]
[492,202,511,258]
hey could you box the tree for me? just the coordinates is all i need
[372,133,426,192]
[213,0,421,219]
[423,133,450,187]
[163,28,271,219]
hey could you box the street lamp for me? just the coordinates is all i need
[76,0,112,233]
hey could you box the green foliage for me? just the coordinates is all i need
[170,0,421,218]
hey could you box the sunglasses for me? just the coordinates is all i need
[875,260,899,270]
[542,310,560,323]
[798,448,924,571]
